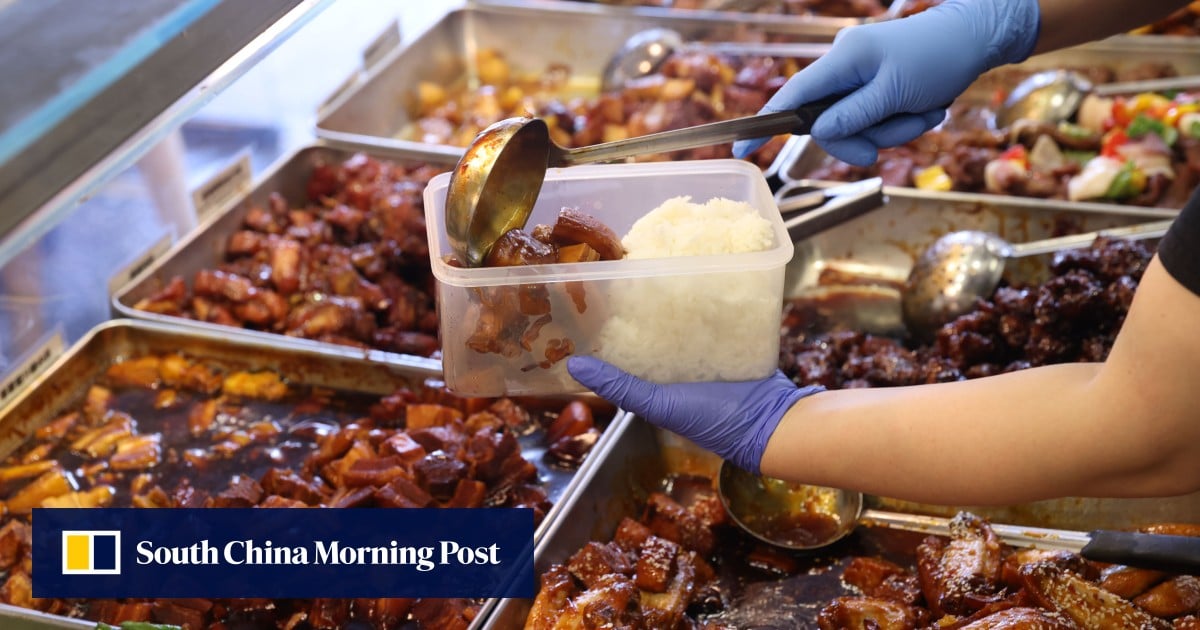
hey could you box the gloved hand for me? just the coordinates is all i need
[568,356,824,473]
[733,0,1040,166]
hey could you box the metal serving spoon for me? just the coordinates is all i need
[901,220,1173,340]
[445,97,840,267]
[601,28,832,92]
[718,462,1200,573]
[996,69,1200,128]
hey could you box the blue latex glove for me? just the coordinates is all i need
[733,0,1040,166]
[568,356,825,474]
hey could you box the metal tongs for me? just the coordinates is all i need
[776,177,886,243]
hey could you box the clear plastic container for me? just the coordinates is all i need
[425,160,793,396]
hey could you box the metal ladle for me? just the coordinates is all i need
[601,28,832,92]
[996,69,1200,128]
[718,461,1200,573]
[445,98,840,267]
[901,220,1173,340]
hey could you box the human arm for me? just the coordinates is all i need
[1033,0,1190,53]
[732,0,1193,166]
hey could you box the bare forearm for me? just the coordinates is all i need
[761,362,1171,505]
[1034,0,1189,53]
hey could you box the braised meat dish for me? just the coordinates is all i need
[410,48,810,170]
[526,471,1200,630]
[0,353,606,629]
[133,154,444,357]
[780,237,1150,387]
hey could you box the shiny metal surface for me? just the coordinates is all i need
[110,142,457,361]
[449,108,826,265]
[996,69,1092,128]
[718,461,864,550]
[902,220,1172,338]
[0,318,632,629]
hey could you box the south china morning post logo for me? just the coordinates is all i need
[34,508,534,599]
[61,530,121,575]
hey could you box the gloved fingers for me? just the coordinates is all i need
[731,136,771,160]
[921,107,948,130]
[567,356,680,431]
[815,135,879,167]
[759,45,875,117]
[810,79,898,142]
[857,111,941,149]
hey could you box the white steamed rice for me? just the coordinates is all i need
[595,196,781,383]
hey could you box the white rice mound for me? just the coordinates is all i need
[595,196,782,383]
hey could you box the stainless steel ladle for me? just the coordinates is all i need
[901,220,1173,339]
[445,97,840,267]
[601,28,832,92]
[718,461,1200,573]
[996,69,1200,128]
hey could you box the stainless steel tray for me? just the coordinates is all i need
[314,2,837,162]
[466,0,884,29]
[110,142,455,365]
[0,319,633,630]
[484,413,1200,628]
[782,37,1200,214]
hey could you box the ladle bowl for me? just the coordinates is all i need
[901,220,1173,340]
[996,69,1200,128]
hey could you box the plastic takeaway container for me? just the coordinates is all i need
[424,159,794,396]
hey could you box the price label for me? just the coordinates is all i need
[361,19,402,72]
[108,231,173,296]
[0,329,64,408]
[192,153,252,223]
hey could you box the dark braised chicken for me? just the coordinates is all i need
[133,154,444,357]
[0,353,605,629]
[781,237,1150,387]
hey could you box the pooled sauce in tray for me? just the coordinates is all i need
[0,353,608,630]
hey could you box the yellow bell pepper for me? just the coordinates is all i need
[1165,103,1200,127]
[914,165,953,192]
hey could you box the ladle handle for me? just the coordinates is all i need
[560,96,839,166]
[681,41,833,59]
[858,509,1092,552]
[859,509,1200,573]
[1082,530,1200,574]
[1007,219,1174,258]
[1094,74,1200,97]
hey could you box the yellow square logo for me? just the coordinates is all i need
[61,530,120,575]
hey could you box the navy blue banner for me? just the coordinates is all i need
[33,508,534,598]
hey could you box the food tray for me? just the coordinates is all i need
[314,1,837,164]
[466,0,886,29]
[110,142,454,364]
[781,37,1200,214]
[483,416,1200,628]
[0,319,633,629]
